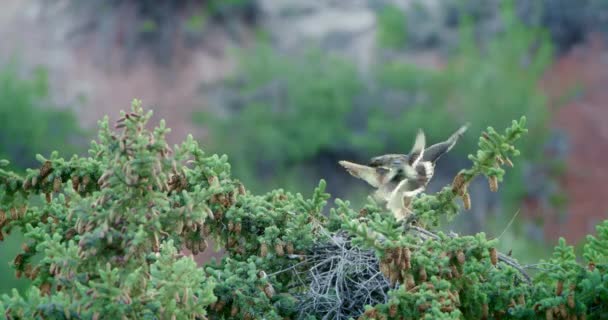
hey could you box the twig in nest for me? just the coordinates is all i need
[293,232,391,320]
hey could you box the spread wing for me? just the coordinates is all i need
[369,130,426,168]
[423,123,469,163]
[408,129,426,166]
[369,154,408,168]
[339,160,397,188]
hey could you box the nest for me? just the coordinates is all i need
[280,225,530,320]
[293,232,392,320]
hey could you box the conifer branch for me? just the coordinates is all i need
[409,225,531,283]
[2,103,607,319]
[408,116,528,226]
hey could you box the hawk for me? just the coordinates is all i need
[339,124,468,221]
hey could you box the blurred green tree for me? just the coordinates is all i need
[372,3,553,206]
[0,63,83,169]
[196,3,553,206]
[376,4,408,49]
[0,62,84,295]
[196,44,363,193]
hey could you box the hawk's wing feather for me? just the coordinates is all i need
[368,154,408,168]
[423,123,469,163]
[369,124,468,168]
[408,129,426,166]
[339,161,397,188]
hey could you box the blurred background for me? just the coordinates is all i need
[1,0,607,295]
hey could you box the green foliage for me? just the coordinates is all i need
[376,4,408,49]
[412,117,528,227]
[0,101,329,319]
[371,3,552,161]
[369,2,556,218]
[2,103,606,319]
[0,62,84,296]
[1,101,220,318]
[0,63,83,169]
[0,233,30,296]
[197,43,362,191]
[196,3,553,210]
[584,219,608,264]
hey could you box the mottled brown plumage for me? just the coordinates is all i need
[339,124,468,221]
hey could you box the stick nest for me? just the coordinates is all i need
[294,232,392,320]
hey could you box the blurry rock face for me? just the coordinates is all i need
[254,0,608,58]
[252,0,458,75]
[254,0,568,68]
[542,36,608,243]
[254,0,484,60]
[257,0,377,68]
[0,0,244,145]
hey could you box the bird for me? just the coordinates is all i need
[370,124,469,165]
[339,129,426,221]
[339,124,469,221]
[368,123,470,185]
